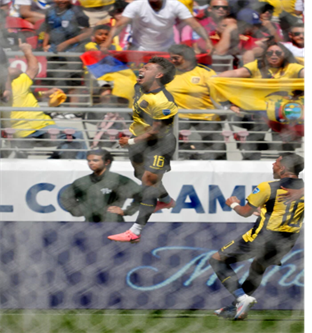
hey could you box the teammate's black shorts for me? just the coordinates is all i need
[218,229,300,266]
[128,133,176,174]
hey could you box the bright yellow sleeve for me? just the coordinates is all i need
[243,60,258,77]
[287,63,304,77]
[84,42,98,51]
[247,182,271,208]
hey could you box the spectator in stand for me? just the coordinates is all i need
[227,0,250,15]
[194,14,265,67]
[234,7,273,63]
[7,39,87,159]
[43,0,91,53]
[255,2,284,42]
[101,0,213,52]
[192,0,230,43]
[78,0,114,27]
[10,0,50,24]
[220,42,304,79]
[282,23,304,64]
[43,0,91,111]
[236,7,265,39]
[167,44,226,160]
[218,42,304,159]
[84,24,121,51]
[108,0,131,50]
[195,16,263,57]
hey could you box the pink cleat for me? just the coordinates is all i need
[154,199,176,213]
[107,230,141,243]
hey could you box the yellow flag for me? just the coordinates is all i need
[209,77,304,125]
[99,69,137,107]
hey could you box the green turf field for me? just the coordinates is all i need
[0,310,304,333]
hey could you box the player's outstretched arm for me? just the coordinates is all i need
[226,196,257,217]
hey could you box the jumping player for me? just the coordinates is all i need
[209,153,304,320]
[107,57,178,243]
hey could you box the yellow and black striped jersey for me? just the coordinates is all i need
[130,84,178,137]
[243,178,304,242]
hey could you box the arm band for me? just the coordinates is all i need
[128,138,135,145]
[230,202,240,209]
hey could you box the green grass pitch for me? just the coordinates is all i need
[0,310,304,333]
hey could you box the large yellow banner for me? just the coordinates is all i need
[209,78,304,125]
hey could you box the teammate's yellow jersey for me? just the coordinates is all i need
[130,84,178,137]
[166,64,219,121]
[243,178,304,242]
[244,60,304,79]
[10,74,55,138]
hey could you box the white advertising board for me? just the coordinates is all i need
[0,160,303,222]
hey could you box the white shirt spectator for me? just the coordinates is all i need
[294,0,304,12]
[10,0,50,17]
[122,0,192,51]
[282,42,304,58]
[14,0,50,9]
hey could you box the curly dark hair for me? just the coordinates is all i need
[280,153,304,176]
[258,42,299,78]
[148,57,176,85]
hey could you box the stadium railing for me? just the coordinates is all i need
[0,105,304,160]
[0,52,304,160]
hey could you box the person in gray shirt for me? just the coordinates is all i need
[60,148,142,222]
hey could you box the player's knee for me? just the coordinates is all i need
[251,259,266,275]
[209,254,222,268]
[141,185,159,200]
[142,171,159,187]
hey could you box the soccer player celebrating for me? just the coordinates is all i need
[209,153,304,320]
[107,57,178,243]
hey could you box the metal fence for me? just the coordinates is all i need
[0,52,304,160]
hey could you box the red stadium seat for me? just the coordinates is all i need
[33,18,45,32]
[6,16,35,32]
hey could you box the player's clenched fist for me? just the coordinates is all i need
[119,137,129,147]
[225,196,240,207]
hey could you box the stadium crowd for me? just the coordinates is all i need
[0,0,304,160]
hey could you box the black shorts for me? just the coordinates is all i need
[128,133,176,175]
[218,229,300,266]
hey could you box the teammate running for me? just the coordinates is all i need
[209,153,304,320]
